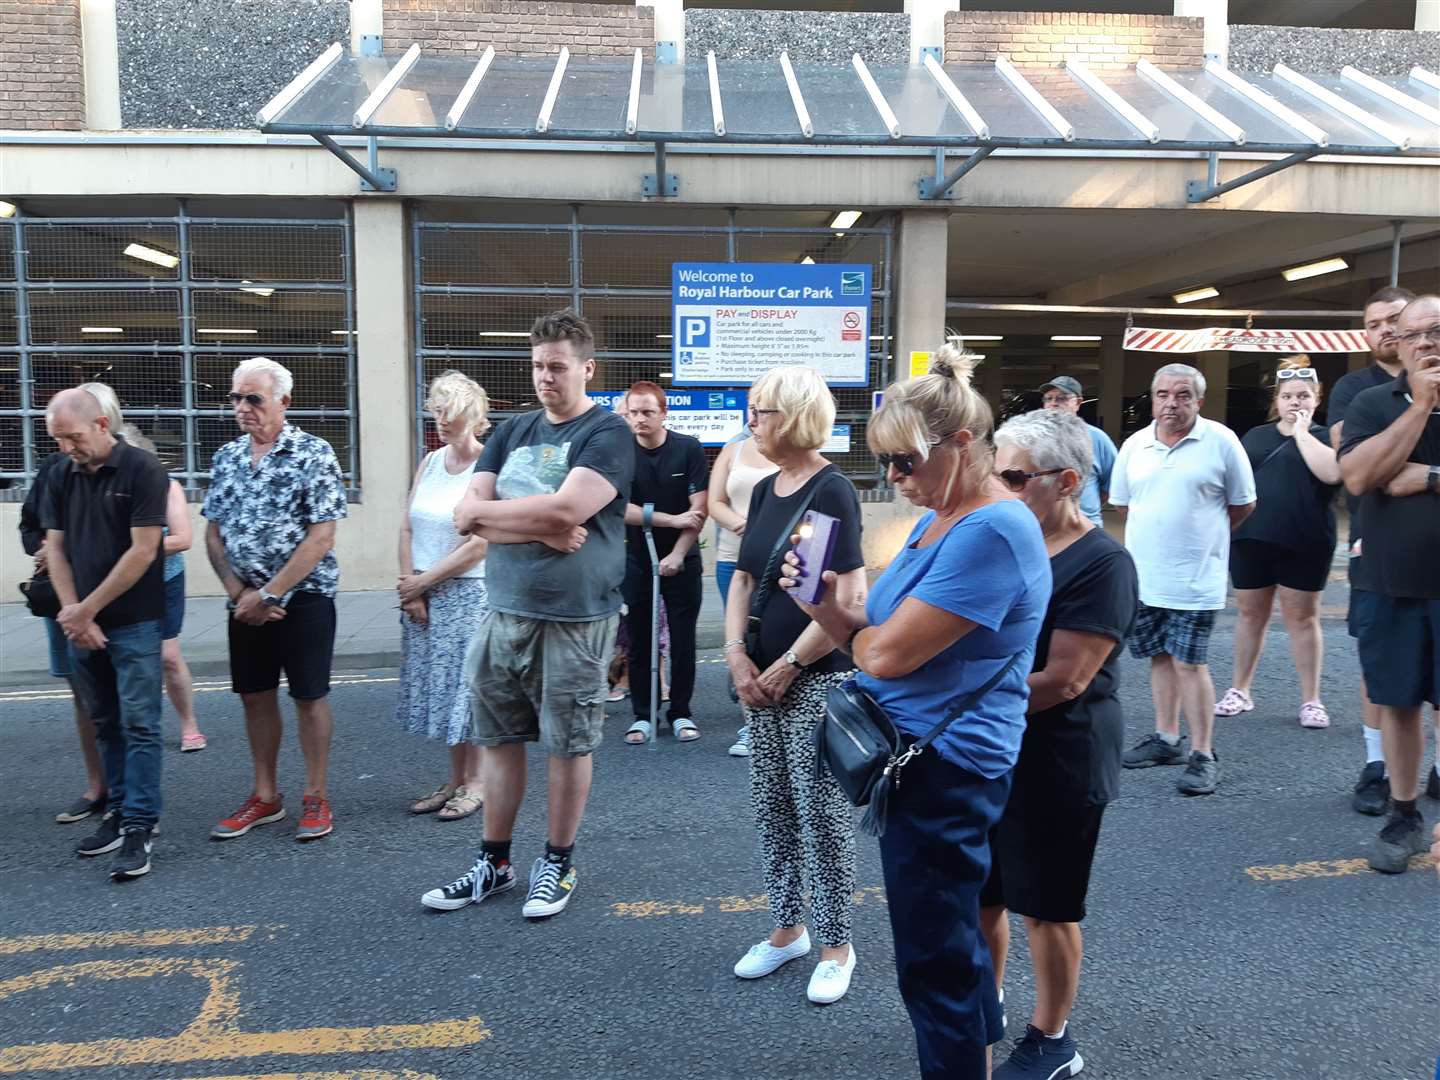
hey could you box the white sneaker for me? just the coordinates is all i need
[728,726,752,757]
[734,930,810,978]
[806,947,856,1004]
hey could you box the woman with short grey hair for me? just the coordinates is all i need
[981,407,1138,1080]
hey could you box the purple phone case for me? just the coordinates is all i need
[792,510,839,604]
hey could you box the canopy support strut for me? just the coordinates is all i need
[920,145,995,199]
[643,140,679,198]
[1187,151,1316,203]
[313,134,397,192]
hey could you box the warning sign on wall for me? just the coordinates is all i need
[1124,327,1369,354]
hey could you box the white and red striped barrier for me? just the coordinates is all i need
[1123,326,1368,354]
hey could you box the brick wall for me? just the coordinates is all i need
[946,11,1205,70]
[0,0,85,130]
[385,0,654,57]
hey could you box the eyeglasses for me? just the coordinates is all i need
[877,452,919,476]
[997,467,1064,491]
[1041,393,1076,405]
[747,407,779,420]
[228,392,267,406]
[1396,324,1440,344]
[1276,368,1317,381]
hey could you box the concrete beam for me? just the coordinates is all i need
[351,0,382,55]
[1099,335,1125,442]
[907,0,959,64]
[637,0,684,63]
[1212,234,1440,309]
[1174,0,1229,62]
[79,0,122,130]
[1198,351,1229,422]
[1418,0,1440,31]
[895,208,950,374]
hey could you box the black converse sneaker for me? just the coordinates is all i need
[76,810,123,857]
[522,855,578,919]
[421,853,516,911]
[110,829,153,880]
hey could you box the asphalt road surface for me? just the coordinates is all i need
[1,619,1436,1080]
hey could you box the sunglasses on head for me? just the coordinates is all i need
[1276,368,1316,381]
[228,392,266,406]
[997,467,1064,492]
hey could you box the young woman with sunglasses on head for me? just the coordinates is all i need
[1216,357,1341,728]
[783,341,1050,1079]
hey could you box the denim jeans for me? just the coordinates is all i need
[70,619,164,831]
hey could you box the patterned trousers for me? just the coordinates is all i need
[745,668,858,947]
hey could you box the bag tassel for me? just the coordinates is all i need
[859,772,892,838]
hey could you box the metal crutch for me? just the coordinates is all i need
[642,502,660,750]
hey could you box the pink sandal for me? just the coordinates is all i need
[1298,701,1330,729]
[1214,688,1254,717]
[181,732,208,752]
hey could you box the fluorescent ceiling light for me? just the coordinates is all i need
[124,242,180,269]
[829,210,862,232]
[81,326,124,334]
[800,256,816,265]
[1051,335,1101,342]
[240,281,275,298]
[329,329,358,335]
[658,372,672,379]
[0,201,15,218]
[963,335,1004,342]
[655,334,672,340]
[1172,285,1219,304]
[478,331,532,339]
[1282,257,1349,282]
[197,328,258,335]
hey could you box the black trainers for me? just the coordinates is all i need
[1176,750,1220,796]
[75,811,123,857]
[110,829,153,880]
[1352,761,1391,816]
[1426,766,1440,801]
[522,855,578,918]
[993,1024,1085,1079]
[1121,733,1188,769]
[1369,812,1427,874]
[55,794,106,824]
[420,853,516,911]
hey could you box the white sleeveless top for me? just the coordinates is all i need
[409,448,485,578]
[717,439,779,563]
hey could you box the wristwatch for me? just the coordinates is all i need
[785,649,805,671]
[1428,465,1440,494]
[259,589,285,608]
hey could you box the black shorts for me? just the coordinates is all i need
[1351,590,1439,709]
[980,800,1106,923]
[1229,539,1332,593]
[227,591,336,700]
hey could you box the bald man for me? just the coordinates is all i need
[43,386,170,881]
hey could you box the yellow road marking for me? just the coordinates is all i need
[1245,854,1436,882]
[610,885,886,919]
[0,924,282,956]
[168,1072,442,1080]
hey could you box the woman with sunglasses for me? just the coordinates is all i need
[982,408,1137,1080]
[1216,357,1341,728]
[783,341,1051,1078]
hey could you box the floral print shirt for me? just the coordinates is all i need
[201,423,347,600]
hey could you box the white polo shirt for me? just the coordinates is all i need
[1109,417,1257,611]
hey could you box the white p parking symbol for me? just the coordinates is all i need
[680,317,711,348]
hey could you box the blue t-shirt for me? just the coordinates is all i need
[856,500,1051,779]
[1082,424,1118,526]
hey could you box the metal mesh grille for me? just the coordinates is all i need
[414,213,893,486]
[0,207,357,493]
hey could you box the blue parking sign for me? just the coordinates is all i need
[679,316,711,348]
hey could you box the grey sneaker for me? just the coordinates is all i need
[1369,812,1427,874]
[728,726,751,758]
[1121,733,1188,769]
[1176,750,1220,796]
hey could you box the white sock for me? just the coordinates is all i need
[1363,726,1385,766]
[1044,1021,1068,1039]
[1157,731,1180,746]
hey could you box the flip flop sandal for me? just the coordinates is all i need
[181,732,207,752]
[410,784,456,815]
[673,718,700,742]
[438,785,484,820]
[625,720,654,745]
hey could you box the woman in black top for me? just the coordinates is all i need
[983,409,1138,1080]
[723,364,868,1006]
[1217,357,1341,728]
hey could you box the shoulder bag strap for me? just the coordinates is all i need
[746,470,834,632]
[1255,438,1291,473]
[910,650,1027,753]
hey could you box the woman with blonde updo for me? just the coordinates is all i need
[395,370,492,820]
[784,340,1051,1078]
[1216,356,1341,728]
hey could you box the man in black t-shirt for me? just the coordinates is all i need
[1339,294,1440,874]
[619,381,710,744]
[1329,285,1416,815]
[42,387,169,881]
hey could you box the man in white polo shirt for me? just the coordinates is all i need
[1109,363,1256,796]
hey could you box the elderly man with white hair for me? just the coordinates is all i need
[202,357,348,842]
[1109,363,1256,797]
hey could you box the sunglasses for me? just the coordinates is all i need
[876,452,919,476]
[228,392,267,406]
[1276,368,1317,381]
[997,467,1064,491]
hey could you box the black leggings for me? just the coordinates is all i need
[622,559,702,724]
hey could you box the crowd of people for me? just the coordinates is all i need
[22,291,1440,1079]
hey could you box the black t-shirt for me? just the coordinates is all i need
[42,439,169,629]
[19,451,70,556]
[1328,363,1394,543]
[1012,529,1138,808]
[1233,422,1339,556]
[1339,373,1440,600]
[736,465,863,674]
[626,430,710,566]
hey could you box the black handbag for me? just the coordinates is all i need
[743,477,830,658]
[814,652,1024,837]
[19,574,61,619]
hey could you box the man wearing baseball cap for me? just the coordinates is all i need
[1036,376,1118,527]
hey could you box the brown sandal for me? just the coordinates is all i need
[410,784,455,815]
[437,785,483,821]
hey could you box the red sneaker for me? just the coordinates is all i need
[211,795,285,840]
[296,795,333,842]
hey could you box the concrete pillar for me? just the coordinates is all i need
[1418,0,1440,32]
[907,0,960,64]
[895,209,949,380]
[1100,335,1125,443]
[79,0,121,130]
[1198,351,1230,424]
[1174,0,1229,63]
[351,200,414,584]
[637,0,684,63]
[351,0,383,55]
[980,351,1004,416]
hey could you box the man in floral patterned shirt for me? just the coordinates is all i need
[202,357,348,843]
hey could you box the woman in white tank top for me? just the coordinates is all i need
[395,372,492,821]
